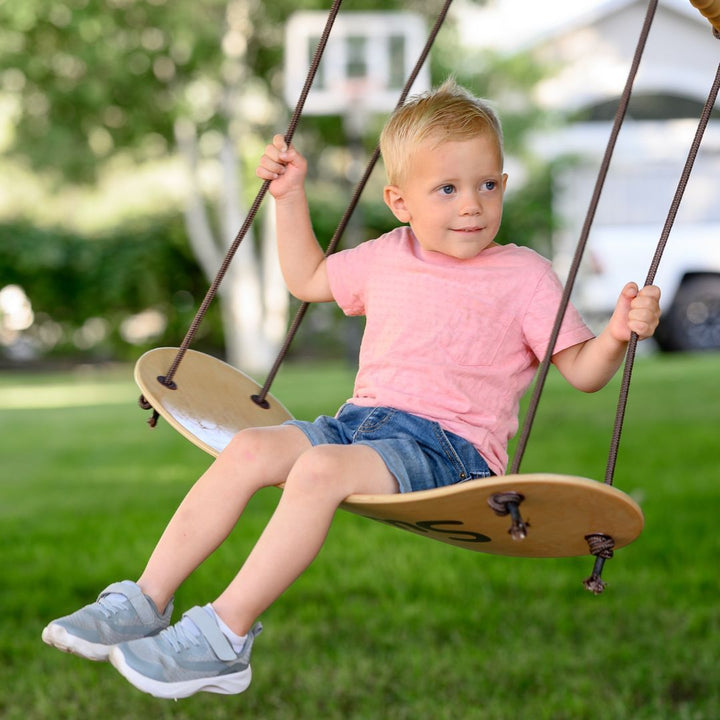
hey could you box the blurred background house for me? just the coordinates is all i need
[459,0,720,350]
[1,0,718,367]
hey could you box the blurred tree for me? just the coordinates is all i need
[1,1,557,369]
[0,218,225,361]
[0,0,439,371]
[0,0,295,370]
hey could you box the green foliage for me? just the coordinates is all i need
[1,354,719,718]
[1,0,306,181]
[0,0,555,364]
[497,162,556,254]
[0,0,442,183]
[0,218,223,360]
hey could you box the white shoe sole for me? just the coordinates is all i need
[41,624,111,662]
[108,646,252,699]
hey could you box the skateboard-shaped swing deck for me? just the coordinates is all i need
[135,347,292,457]
[341,474,643,557]
[135,347,643,558]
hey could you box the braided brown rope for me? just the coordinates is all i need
[509,0,660,474]
[156,0,345,389]
[487,492,528,541]
[583,533,616,594]
[604,59,720,485]
[253,0,454,405]
[156,0,454,405]
[582,58,720,591]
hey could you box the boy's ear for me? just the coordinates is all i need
[383,185,411,223]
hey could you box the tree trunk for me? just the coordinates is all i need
[175,120,287,374]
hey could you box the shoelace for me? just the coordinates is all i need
[97,593,131,617]
[160,615,202,653]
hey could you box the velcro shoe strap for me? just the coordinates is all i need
[98,580,157,625]
[184,606,237,662]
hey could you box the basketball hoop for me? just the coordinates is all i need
[284,11,431,118]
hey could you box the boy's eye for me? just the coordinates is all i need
[439,184,455,195]
[483,180,497,191]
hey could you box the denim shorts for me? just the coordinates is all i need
[285,404,493,494]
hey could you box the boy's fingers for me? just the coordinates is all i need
[631,285,662,313]
[256,152,289,179]
[622,281,639,298]
[639,284,661,301]
[273,134,289,153]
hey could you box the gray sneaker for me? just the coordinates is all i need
[108,606,262,699]
[41,580,173,661]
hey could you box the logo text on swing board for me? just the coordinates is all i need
[376,518,491,543]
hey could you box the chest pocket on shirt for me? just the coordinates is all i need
[440,295,515,367]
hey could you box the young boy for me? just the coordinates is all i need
[42,80,661,699]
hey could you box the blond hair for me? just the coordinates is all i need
[379,78,503,186]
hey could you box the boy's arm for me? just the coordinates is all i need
[552,282,661,392]
[256,135,333,303]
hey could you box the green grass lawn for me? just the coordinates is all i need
[1,354,718,719]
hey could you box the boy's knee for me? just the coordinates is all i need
[286,446,345,496]
[225,427,274,465]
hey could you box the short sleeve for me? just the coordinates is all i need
[326,240,376,316]
[523,266,595,359]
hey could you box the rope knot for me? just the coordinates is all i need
[583,533,616,595]
[488,491,528,541]
[138,394,160,428]
[585,533,615,559]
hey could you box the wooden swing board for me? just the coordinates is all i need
[135,348,644,558]
[134,347,292,457]
[341,474,643,558]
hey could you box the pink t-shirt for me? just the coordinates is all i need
[326,226,594,475]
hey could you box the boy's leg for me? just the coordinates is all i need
[137,424,312,613]
[106,442,397,698]
[43,424,310,660]
[212,442,397,635]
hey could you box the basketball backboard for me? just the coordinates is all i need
[284,11,431,116]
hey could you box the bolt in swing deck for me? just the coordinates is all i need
[135,0,720,592]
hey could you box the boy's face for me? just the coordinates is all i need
[383,135,507,260]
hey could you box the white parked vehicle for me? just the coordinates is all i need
[551,139,720,353]
[573,224,720,351]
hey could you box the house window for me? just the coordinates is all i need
[346,36,367,79]
[388,35,405,89]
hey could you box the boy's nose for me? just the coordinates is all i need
[461,196,482,215]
